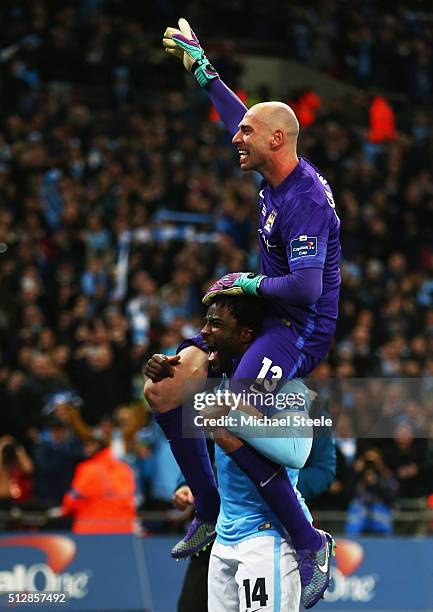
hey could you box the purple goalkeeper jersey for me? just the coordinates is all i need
[207,80,341,359]
[257,157,341,358]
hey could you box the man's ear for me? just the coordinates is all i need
[271,129,284,148]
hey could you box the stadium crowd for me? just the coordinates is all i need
[0,0,433,534]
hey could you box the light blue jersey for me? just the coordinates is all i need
[215,447,312,545]
[215,376,313,545]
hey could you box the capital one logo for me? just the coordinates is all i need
[325,539,377,603]
[0,535,90,598]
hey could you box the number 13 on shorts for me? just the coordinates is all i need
[250,357,283,393]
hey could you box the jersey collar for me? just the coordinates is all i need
[269,158,304,198]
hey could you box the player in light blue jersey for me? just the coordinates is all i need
[160,17,338,608]
[145,295,324,611]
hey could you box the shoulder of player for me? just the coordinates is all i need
[285,195,331,216]
[178,343,207,357]
[295,160,333,202]
[176,344,209,373]
[176,336,207,355]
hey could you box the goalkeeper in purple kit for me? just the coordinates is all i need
[158,18,341,608]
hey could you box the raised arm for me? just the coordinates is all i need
[207,80,247,136]
[163,18,247,136]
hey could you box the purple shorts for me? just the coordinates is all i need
[231,315,321,386]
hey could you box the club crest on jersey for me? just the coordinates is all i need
[264,210,277,233]
[290,235,318,259]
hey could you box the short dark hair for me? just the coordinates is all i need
[208,295,266,336]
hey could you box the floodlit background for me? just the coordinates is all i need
[0,1,433,610]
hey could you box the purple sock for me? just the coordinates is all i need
[155,406,220,522]
[229,443,321,552]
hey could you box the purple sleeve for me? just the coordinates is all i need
[207,79,247,136]
[283,198,331,272]
[176,334,208,354]
[259,268,323,305]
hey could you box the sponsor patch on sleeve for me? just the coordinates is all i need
[290,235,317,260]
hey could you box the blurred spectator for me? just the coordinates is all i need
[126,271,158,349]
[62,438,138,534]
[368,96,397,143]
[0,0,431,527]
[313,412,356,511]
[0,435,33,506]
[346,448,399,535]
[147,422,182,509]
[70,342,131,425]
[33,415,83,505]
[57,396,154,506]
[385,422,430,498]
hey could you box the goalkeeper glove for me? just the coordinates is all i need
[163,18,219,89]
[202,273,266,305]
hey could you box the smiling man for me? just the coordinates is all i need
[234,101,299,178]
[160,18,341,609]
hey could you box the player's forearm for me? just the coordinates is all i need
[259,268,323,305]
[226,420,312,468]
[207,79,247,136]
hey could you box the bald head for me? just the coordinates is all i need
[233,100,300,184]
[247,101,299,143]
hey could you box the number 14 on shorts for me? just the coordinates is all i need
[242,578,269,609]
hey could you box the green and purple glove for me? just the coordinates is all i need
[202,272,266,306]
[163,18,219,89]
